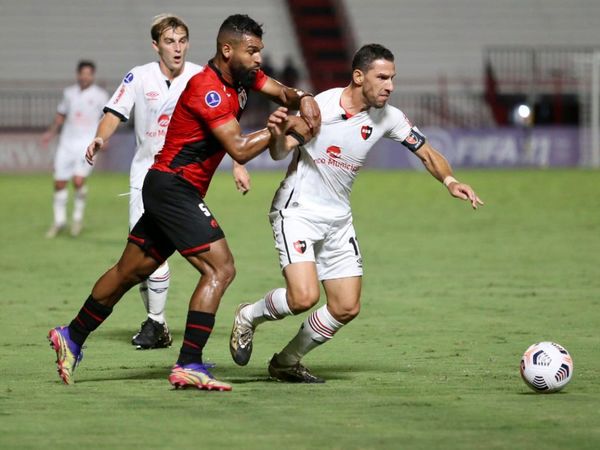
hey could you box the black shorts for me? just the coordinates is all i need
[128,169,225,263]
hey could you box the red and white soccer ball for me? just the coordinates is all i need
[520,342,573,393]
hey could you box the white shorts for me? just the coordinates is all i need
[53,143,93,180]
[270,207,363,281]
[129,187,144,230]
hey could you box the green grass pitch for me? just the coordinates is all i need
[0,169,599,449]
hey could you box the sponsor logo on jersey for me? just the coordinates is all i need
[361,125,373,140]
[326,145,342,159]
[205,91,221,108]
[238,88,247,109]
[145,91,159,100]
[123,72,134,84]
[157,114,170,127]
[293,240,307,254]
[210,219,219,229]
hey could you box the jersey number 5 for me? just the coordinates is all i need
[198,203,212,217]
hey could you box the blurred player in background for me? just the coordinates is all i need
[41,60,108,238]
[230,43,484,383]
[84,14,203,351]
[49,14,319,390]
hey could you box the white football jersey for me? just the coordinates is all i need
[271,87,425,214]
[105,61,203,189]
[57,84,108,150]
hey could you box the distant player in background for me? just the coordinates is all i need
[85,14,250,350]
[48,14,320,390]
[230,44,484,382]
[41,60,108,238]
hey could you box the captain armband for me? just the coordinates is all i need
[400,127,426,152]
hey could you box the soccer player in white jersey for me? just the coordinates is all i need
[42,61,108,238]
[84,14,219,349]
[230,43,484,382]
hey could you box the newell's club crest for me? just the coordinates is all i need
[361,125,373,140]
[293,240,307,254]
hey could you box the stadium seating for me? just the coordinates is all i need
[0,0,304,86]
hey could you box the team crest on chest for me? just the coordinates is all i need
[238,88,248,109]
[361,125,373,140]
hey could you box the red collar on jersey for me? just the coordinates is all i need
[339,97,355,120]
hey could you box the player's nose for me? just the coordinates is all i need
[385,80,394,93]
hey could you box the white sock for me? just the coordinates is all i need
[72,186,88,223]
[242,288,292,327]
[53,188,68,227]
[277,304,344,366]
[146,262,170,324]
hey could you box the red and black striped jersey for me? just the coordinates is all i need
[152,61,267,197]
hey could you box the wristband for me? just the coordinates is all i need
[298,91,314,100]
[443,176,458,187]
[286,129,306,146]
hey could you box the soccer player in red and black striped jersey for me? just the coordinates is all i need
[48,14,319,390]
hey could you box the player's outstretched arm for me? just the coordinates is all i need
[211,118,272,164]
[85,112,121,165]
[414,142,484,209]
[258,77,321,135]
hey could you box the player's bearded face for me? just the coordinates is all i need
[154,27,189,75]
[362,59,396,108]
[230,35,264,87]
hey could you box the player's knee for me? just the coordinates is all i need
[287,287,320,313]
[329,301,361,323]
[213,261,236,288]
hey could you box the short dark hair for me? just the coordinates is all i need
[218,14,263,40]
[351,44,394,72]
[151,14,189,42]
[77,60,96,73]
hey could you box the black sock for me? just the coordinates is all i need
[68,295,113,346]
[176,311,215,366]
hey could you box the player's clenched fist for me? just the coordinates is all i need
[267,107,315,161]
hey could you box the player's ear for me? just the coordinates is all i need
[352,69,364,86]
[221,42,233,60]
[151,40,159,53]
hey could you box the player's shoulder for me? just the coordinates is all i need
[314,87,344,105]
[313,88,344,118]
[184,62,203,74]
[376,102,408,123]
[120,62,156,83]
[187,65,222,92]
[64,83,81,94]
